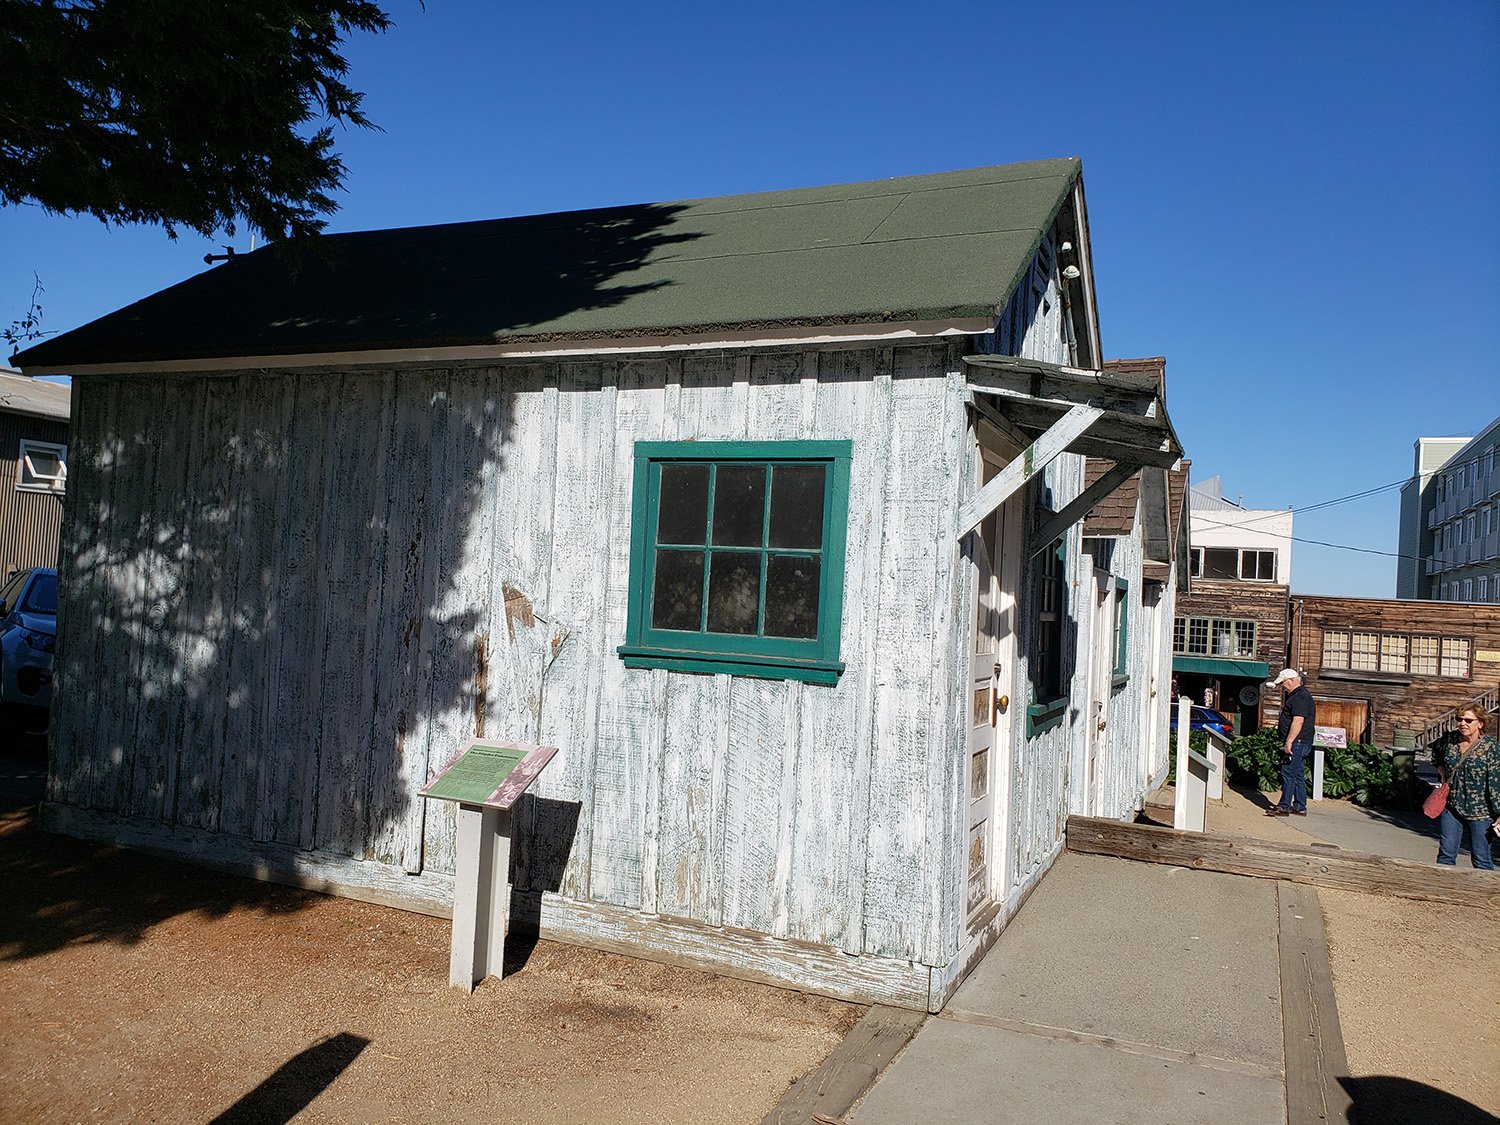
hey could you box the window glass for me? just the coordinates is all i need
[1242,550,1277,580]
[0,569,28,610]
[1322,630,1349,668]
[19,571,56,614]
[1203,548,1237,579]
[651,549,705,631]
[17,440,67,493]
[1441,638,1470,678]
[1410,636,1439,675]
[1379,634,1408,673]
[1032,539,1065,700]
[1112,581,1128,678]
[767,465,826,549]
[764,555,820,639]
[1350,632,1379,671]
[712,464,766,547]
[624,441,849,684]
[1233,620,1257,656]
[657,465,710,545]
[1187,617,1209,655]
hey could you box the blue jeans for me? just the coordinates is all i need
[1437,807,1496,869]
[1277,742,1310,812]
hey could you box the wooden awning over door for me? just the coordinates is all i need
[957,356,1184,550]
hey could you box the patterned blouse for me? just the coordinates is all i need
[1437,734,1500,820]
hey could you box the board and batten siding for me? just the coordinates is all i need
[48,340,981,977]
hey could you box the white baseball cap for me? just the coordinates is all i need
[1266,668,1301,687]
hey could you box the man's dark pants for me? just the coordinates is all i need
[1278,742,1311,812]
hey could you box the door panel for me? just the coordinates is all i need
[966,437,1017,928]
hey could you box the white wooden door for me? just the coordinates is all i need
[1085,574,1113,817]
[966,440,1017,928]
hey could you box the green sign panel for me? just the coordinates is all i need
[422,743,528,805]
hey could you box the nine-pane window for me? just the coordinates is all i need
[1379,634,1408,673]
[1410,636,1440,675]
[1441,638,1470,678]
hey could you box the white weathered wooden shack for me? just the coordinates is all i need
[18,158,1185,1010]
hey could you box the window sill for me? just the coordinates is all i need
[618,644,843,685]
[1027,696,1068,738]
[1111,673,1128,692]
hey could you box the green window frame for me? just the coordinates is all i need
[1111,578,1129,688]
[618,440,851,684]
[1027,536,1068,737]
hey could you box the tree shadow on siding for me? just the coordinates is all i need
[45,204,696,945]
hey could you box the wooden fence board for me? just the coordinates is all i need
[1065,816,1500,910]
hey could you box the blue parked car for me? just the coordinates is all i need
[0,567,57,712]
[1169,704,1235,737]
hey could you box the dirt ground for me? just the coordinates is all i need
[0,745,859,1124]
[1210,784,1500,1117]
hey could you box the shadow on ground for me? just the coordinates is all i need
[1340,1075,1500,1124]
[209,1032,370,1125]
[0,736,319,961]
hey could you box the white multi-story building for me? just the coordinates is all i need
[1186,475,1293,585]
[1400,417,1500,602]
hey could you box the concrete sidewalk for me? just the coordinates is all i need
[1281,796,1441,864]
[851,852,1289,1125]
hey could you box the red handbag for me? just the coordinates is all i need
[1422,781,1449,819]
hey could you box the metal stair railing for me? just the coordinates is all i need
[1419,683,1500,749]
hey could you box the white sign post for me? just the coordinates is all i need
[420,740,560,991]
[1310,726,1346,802]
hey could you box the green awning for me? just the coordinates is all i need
[1172,656,1270,679]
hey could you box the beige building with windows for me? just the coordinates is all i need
[1397,416,1500,602]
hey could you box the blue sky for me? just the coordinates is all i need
[4,0,1497,597]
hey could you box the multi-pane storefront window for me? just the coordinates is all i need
[1322,629,1471,679]
[1172,616,1256,658]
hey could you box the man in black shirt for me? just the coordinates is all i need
[1266,668,1316,816]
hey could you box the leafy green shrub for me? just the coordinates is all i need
[1218,729,1419,809]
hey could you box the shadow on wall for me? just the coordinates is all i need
[46,205,695,906]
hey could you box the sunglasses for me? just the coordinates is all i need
[1456,718,1479,724]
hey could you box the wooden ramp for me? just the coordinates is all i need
[1066,815,1499,910]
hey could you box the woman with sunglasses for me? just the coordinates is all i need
[1435,707,1500,869]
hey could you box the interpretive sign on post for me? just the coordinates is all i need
[1310,727,1344,802]
[420,740,559,991]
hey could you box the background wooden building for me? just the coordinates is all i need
[1279,594,1500,747]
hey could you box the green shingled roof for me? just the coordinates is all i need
[15,157,1081,369]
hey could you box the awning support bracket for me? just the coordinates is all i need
[955,403,1103,538]
[1030,458,1143,556]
